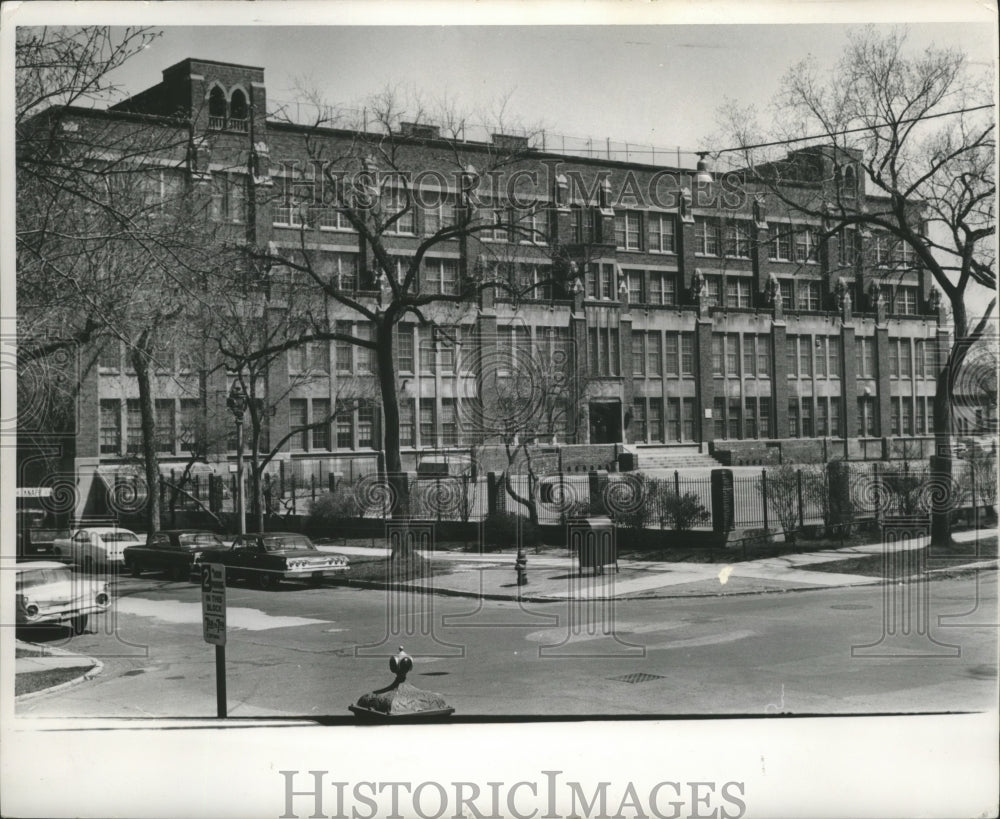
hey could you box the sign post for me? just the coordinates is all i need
[201,564,227,718]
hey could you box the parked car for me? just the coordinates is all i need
[15,561,112,634]
[196,532,349,589]
[123,530,227,581]
[53,527,143,571]
[16,508,65,560]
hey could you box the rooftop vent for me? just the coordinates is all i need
[400,121,440,139]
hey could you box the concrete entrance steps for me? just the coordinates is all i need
[631,446,721,470]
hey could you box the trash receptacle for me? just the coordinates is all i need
[570,516,617,575]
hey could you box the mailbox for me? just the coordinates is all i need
[570,516,617,575]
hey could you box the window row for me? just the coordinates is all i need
[628,331,698,379]
[889,396,937,436]
[98,398,267,456]
[786,396,844,438]
[696,218,755,259]
[613,211,677,253]
[710,334,773,378]
[766,224,821,263]
[629,397,698,443]
[786,335,841,379]
[289,398,378,451]
[711,396,775,440]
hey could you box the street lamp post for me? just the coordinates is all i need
[227,383,249,535]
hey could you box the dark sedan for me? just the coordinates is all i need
[196,532,349,589]
[123,530,226,581]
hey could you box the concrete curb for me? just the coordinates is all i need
[337,560,997,604]
[15,641,106,703]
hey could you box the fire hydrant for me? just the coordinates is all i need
[515,548,528,585]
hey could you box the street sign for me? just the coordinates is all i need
[201,564,226,646]
[16,487,53,498]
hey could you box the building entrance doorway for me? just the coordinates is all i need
[589,401,622,444]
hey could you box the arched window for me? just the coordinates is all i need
[229,89,248,130]
[208,86,226,128]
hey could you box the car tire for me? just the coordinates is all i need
[257,572,280,590]
[170,563,187,582]
[129,559,141,578]
[71,614,88,635]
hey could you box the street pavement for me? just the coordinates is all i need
[13,541,998,718]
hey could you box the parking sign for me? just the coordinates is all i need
[201,564,226,645]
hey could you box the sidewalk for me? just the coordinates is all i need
[317,527,997,602]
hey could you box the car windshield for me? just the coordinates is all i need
[178,533,224,549]
[101,532,139,543]
[261,535,315,552]
[17,567,74,590]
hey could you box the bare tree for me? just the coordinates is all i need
[239,90,563,517]
[716,25,996,545]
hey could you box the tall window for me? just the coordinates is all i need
[856,337,875,378]
[646,331,664,378]
[631,400,647,441]
[794,226,819,263]
[399,399,415,447]
[680,333,695,376]
[830,398,841,437]
[759,397,772,438]
[99,400,120,455]
[126,400,143,454]
[815,337,828,378]
[419,326,435,372]
[384,191,416,234]
[726,334,740,376]
[312,399,331,450]
[632,332,646,376]
[728,397,742,439]
[99,340,121,372]
[419,400,435,446]
[210,174,246,224]
[335,321,353,372]
[648,214,676,253]
[336,402,353,449]
[422,195,454,235]
[725,278,751,308]
[627,271,643,304]
[894,286,919,315]
[769,226,792,260]
[358,401,376,448]
[289,399,308,451]
[838,228,856,266]
[778,279,794,311]
[713,396,726,439]
[799,337,813,378]
[797,280,821,311]
[744,397,758,439]
[723,222,751,258]
[649,398,664,442]
[423,258,459,295]
[787,336,799,378]
[666,398,680,441]
[705,276,722,307]
[788,399,800,438]
[614,211,641,250]
[154,399,175,454]
[695,218,720,255]
[390,324,413,373]
[664,334,678,376]
[816,398,828,436]
[712,334,724,376]
[757,335,771,377]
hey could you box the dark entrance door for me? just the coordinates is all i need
[589,401,622,444]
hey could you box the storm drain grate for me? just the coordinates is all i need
[609,672,666,685]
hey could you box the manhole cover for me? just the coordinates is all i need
[830,604,873,610]
[609,672,666,684]
[966,664,998,680]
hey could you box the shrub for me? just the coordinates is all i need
[483,511,539,550]
[658,491,710,531]
[762,465,801,543]
[308,487,360,529]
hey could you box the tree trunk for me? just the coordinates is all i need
[375,318,409,520]
[930,363,955,546]
[131,342,161,534]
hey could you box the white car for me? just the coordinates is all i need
[15,561,112,634]
[53,527,143,572]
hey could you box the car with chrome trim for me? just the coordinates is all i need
[123,529,227,581]
[15,561,113,634]
[53,526,143,572]
[195,532,349,589]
